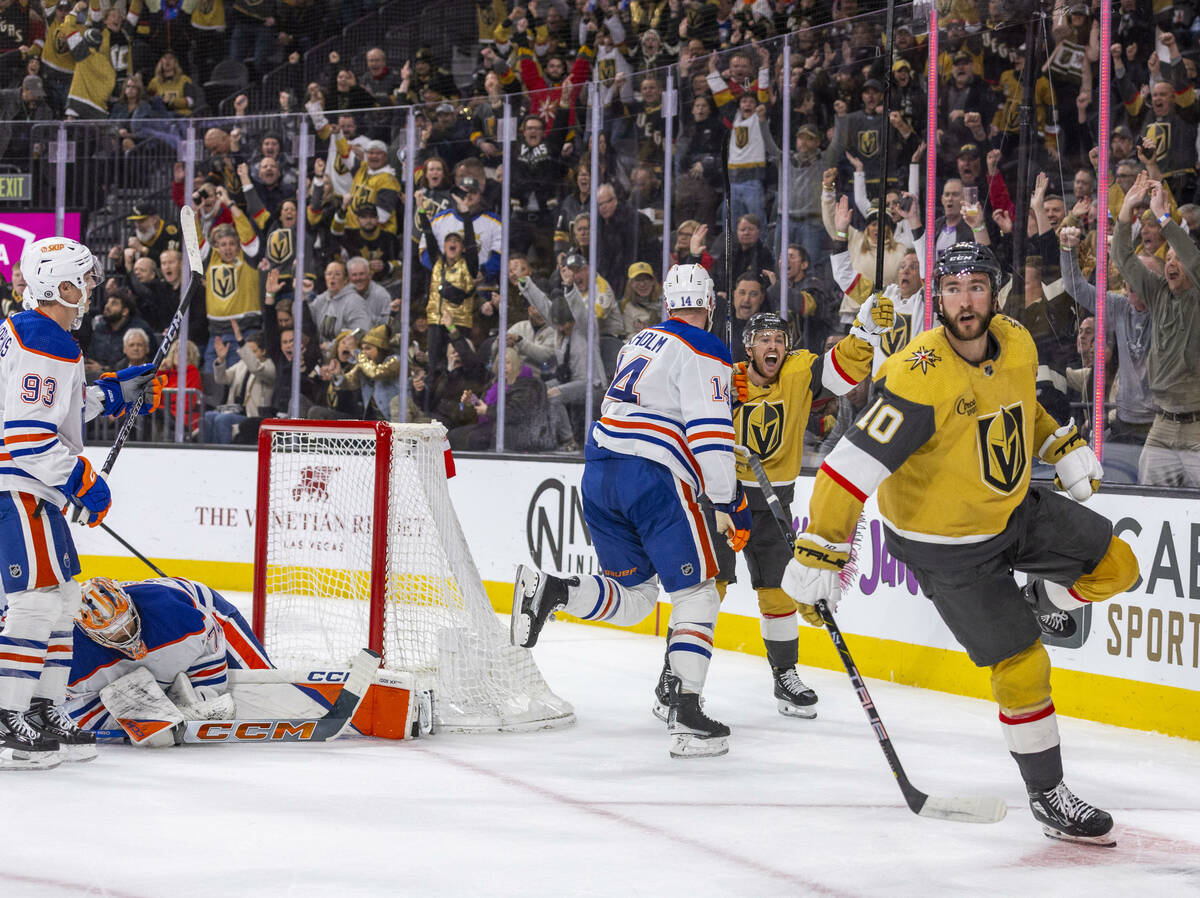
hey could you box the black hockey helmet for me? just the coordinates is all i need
[933,242,1002,298]
[743,311,790,350]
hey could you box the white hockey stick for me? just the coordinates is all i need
[737,448,1007,824]
[95,649,382,745]
[72,206,206,524]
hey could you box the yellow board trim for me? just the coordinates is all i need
[82,556,1196,742]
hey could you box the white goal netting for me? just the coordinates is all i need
[255,421,575,732]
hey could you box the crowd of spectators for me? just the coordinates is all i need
[0,0,1197,486]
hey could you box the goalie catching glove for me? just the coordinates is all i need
[713,483,752,551]
[1038,420,1102,502]
[781,531,849,624]
[849,290,895,341]
[95,363,166,417]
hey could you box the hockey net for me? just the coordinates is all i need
[252,420,574,733]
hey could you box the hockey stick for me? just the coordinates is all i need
[721,114,733,350]
[98,521,169,577]
[735,448,1007,824]
[72,206,205,524]
[94,648,382,745]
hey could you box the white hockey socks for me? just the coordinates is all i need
[666,581,721,694]
[1000,703,1064,792]
[0,584,73,711]
[566,575,659,627]
[32,582,81,705]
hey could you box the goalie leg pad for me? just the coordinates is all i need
[1071,536,1139,604]
[100,667,183,747]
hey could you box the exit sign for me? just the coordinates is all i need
[0,174,32,202]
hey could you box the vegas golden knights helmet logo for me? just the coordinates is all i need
[210,264,237,300]
[740,401,785,460]
[735,125,749,149]
[268,228,294,266]
[858,130,879,158]
[976,402,1027,493]
[1145,122,1169,163]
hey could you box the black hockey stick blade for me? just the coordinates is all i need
[738,450,1006,824]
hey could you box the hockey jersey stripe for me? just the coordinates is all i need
[672,626,714,646]
[678,481,717,578]
[669,642,712,660]
[823,441,891,498]
[0,651,46,665]
[4,430,58,443]
[593,422,700,488]
[20,493,59,590]
[4,420,58,433]
[819,461,868,503]
[220,618,271,669]
[0,636,46,650]
[647,326,732,367]
[8,439,60,459]
[827,346,857,387]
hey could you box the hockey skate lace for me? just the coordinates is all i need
[778,668,810,696]
[41,703,78,733]
[1048,784,1097,822]
[1044,611,1071,632]
[4,710,42,741]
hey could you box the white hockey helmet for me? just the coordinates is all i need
[78,578,147,660]
[662,263,715,322]
[20,237,103,329]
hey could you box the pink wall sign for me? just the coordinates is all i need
[0,213,82,283]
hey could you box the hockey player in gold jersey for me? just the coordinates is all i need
[652,294,896,721]
[782,242,1139,846]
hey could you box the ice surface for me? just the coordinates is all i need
[5,594,1198,897]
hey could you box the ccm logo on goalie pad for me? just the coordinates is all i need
[193,720,318,741]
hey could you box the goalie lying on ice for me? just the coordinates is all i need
[65,577,272,733]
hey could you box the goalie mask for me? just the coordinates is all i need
[663,263,715,327]
[20,237,103,330]
[78,578,147,660]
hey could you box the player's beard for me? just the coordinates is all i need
[942,303,996,343]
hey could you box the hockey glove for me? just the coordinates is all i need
[849,289,895,339]
[713,483,752,552]
[781,531,849,618]
[96,364,165,416]
[59,457,111,528]
[1038,421,1102,502]
[732,361,749,404]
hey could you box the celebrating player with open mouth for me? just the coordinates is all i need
[782,242,1140,846]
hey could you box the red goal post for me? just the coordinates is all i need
[251,419,574,733]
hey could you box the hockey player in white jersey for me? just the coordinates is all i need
[511,264,751,758]
[0,237,162,769]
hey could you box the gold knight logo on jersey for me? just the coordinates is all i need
[882,312,913,356]
[858,130,879,158]
[740,401,784,460]
[976,402,1027,494]
[211,266,237,300]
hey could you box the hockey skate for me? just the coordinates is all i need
[667,681,729,759]
[652,656,677,723]
[772,666,818,719]
[26,698,98,763]
[510,565,572,648]
[0,707,62,771]
[1027,781,1115,847]
[1022,580,1078,640]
